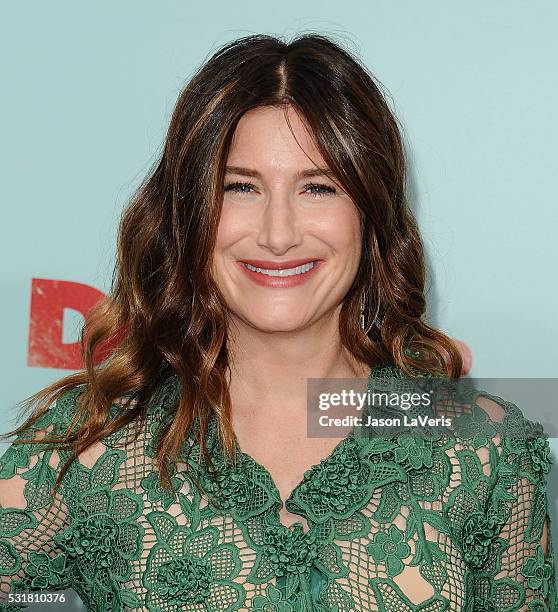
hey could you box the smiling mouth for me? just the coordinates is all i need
[242,261,317,277]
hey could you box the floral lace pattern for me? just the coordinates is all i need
[143,514,244,610]
[0,364,556,611]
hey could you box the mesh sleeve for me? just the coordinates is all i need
[0,393,76,609]
[471,397,557,610]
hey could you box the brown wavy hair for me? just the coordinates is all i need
[2,32,463,493]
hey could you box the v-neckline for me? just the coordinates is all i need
[168,360,404,534]
[225,361,384,532]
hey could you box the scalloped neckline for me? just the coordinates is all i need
[221,362,389,531]
[165,361,404,532]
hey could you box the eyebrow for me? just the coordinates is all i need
[225,165,332,180]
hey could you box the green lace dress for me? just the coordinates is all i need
[0,363,556,611]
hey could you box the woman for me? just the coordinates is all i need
[0,33,555,611]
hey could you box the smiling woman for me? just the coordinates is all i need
[0,33,555,612]
[214,105,363,326]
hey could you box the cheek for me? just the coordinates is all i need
[212,206,253,281]
[213,208,244,269]
[315,206,362,259]
[215,204,252,248]
[214,207,234,249]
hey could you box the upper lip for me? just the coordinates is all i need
[239,258,321,270]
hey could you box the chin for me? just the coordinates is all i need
[245,316,308,333]
[254,323,303,333]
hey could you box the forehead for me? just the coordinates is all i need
[227,106,326,172]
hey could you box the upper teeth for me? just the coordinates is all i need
[244,261,316,276]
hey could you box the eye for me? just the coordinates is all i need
[304,183,337,197]
[222,181,337,197]
[223,181,255,194]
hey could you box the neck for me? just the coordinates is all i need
[226,312,371,416]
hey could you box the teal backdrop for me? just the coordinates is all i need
[1,2,556,608]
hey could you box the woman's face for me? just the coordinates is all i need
[212,105,362,333]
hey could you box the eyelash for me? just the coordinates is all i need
[223,181,337,198]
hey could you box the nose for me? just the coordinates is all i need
[256,194,303,253]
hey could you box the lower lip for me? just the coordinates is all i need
[238,261,324,288]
